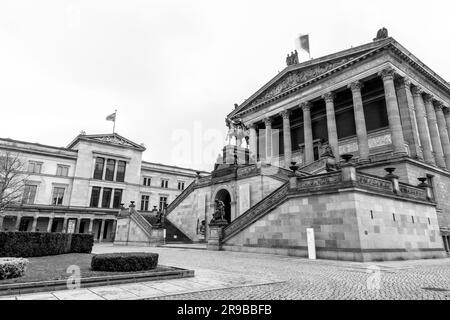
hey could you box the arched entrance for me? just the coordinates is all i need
[215,189,232,223]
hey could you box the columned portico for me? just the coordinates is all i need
[300,102,314,164]
[395,78,423,159]
[379,68,407,155]
[411,87,435,165]
[31,216,38,232]
[248,123,258,161]
[264,117,272,163]
[322,92,339,159]
[280,110,292,166]
[47,217,54,232]
[434,102,450,169]
[424,94,446,169]
[98,219,105,243]
[348,81,369,162]
[445,108,450,148]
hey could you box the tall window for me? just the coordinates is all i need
[159,196,168,211]
[28,161,42,174]
[90,187,101,207]
[105,159,116,181]
[177,181,185,190]
[52,187,65,206]
[101,188,112,208]
[56,165,69,177]
[141,195,150,211]
[143,177,151,186]
[113,189,123,209]
[116,161,126,182]
[93,157,105,179]
[161,179,169,189]
[22,185,37,204]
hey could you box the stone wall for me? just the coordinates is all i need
[166,173,284,242]
[359,160,450,230]
[223,189,445,261]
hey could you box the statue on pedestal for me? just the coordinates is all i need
[225,117,249,148]
[212,200,226,222]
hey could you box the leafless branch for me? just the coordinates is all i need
[0,151,29,211]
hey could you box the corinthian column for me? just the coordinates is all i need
[445,107,450,145]
[348,81,369,162]
[379,68,407,155]
[395,77,423,159]
[411,87,435,165]
[322,92,339,159]
[280,110,292,166]
[248,123,258,162]
[301,102,314,164]
[434,102,450,169]
[424,94,446,168]
[264,117,272,163]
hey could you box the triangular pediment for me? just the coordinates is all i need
[229,41,390,118]
[230,36,450,119]
[67,133,146,151]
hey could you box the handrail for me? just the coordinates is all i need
[129,210,153,239]
[222,182,289,242]
[165,180,196,215]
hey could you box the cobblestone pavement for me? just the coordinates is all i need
[94,244,450,300]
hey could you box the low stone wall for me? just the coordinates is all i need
[114,217,165,247]
[222,170,446,262]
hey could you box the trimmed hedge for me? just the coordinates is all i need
[0,232,94,258]
[0,258,29,280]
[70,234,94,253]
[91,252,159,272]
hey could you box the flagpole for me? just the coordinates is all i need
[113,109,117,134]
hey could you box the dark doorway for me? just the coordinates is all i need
[215,189,232,223]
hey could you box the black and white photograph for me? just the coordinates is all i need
[0,0,450,310]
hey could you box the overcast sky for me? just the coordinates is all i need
[0,0,449,172]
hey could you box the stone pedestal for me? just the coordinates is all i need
[207,220,228,251]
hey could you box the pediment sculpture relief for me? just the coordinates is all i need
[248,58,351,108]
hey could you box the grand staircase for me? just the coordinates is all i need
[222,182,290,243]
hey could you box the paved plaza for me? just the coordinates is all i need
[3,244,450,300]
[2,244,450,300]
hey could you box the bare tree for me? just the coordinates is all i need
[0,151,28,211]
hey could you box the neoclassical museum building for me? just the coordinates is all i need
[0,133,208,242]
[166,29,450,261]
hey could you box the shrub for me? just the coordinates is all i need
[0,232,94,257]
[0,258,29,280]
[91,252,159,272]
[70,234,94,253]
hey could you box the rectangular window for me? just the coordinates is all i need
[141,195,150,211]
[90,187,101,207]
[52,187,65,206]
[161,179,169,189]
[93,157,105,179]
[105,159,116,181]
[159,196,168,211]
[22,185,37,204]
[112,189,123,209]
[28,161,42,174]
[56,165,69,177]
[101,188,112,208]
[143,177,151,186]
[116,161,126,182]
[178,181,185,190]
